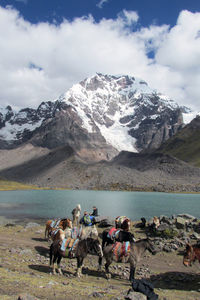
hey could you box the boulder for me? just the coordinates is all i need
[177,214,196,221]
[125,289,147,300]
[176,217,187,229]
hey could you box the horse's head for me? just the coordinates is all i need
[121,218,131,231]
[183,243,194,267]
[146,238,157,255]
[62,218,72,229]
[86,238,103,257]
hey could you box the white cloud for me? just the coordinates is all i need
[0,6,200,112]
[97,0,109,9]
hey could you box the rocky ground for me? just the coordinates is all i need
[0,216,200,300]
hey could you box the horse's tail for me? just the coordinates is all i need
[49,243,53,266]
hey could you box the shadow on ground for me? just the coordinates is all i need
[29,264,52,274]
[150,271,200,291]
[32,237,47,242]
[35,245,49,257]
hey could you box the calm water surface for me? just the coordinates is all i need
[0,190,200,223]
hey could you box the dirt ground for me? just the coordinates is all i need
[0,221,200,300]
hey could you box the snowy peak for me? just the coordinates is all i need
[59,73,187,152]
[0,73,195,160]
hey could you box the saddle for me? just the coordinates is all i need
[51,228,60,237]
[107,227,120,240]
[71,226,82,239]
[60,237,79,258]
[50,219,61,228]
[113,241,130,262]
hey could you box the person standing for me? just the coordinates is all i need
[71,204,81,226]
[91,206,98,216]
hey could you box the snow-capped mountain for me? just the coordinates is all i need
[0,73,195,161]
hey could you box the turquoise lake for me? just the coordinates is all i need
[0,190,200,223]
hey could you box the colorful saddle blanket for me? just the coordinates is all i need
[71,226,82,239]
[107,227,120,240]
[60,238,79,258]
[112,241,130,262]
[50,228,60,237]
[50,219,61,228]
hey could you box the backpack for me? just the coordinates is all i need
[84,215,92,225]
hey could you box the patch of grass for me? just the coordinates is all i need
[0,178,43,191]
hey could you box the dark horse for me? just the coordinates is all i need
[115,216,131,231]
[102,227,135,249]
[98,238,156,281]
[50,237,103,277]
[183,243,200,267]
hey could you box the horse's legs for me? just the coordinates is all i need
[57,255,63,275]
[98,256,103,271]
[105,258,112,279]
[76,256,84,277]
[129,265,135,281]
[52,255,58,275]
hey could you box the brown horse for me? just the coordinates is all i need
[115,216,131,231]
[183,243,200,267]
[45,218,72,241]
[98,237,156,281]
[50,237,103,277]
[50,228,66,242]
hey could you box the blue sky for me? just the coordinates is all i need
[0,0,200,111]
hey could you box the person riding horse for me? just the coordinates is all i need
[80,211,98,239]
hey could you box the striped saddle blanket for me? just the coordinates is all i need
[112,241,130,262]
[107,227,120,240]
[60,237,79,258]
[71,226,82,239]
[50,228,61,237]
[50,219,61,228]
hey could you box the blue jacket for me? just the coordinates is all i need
[80,215,95,226]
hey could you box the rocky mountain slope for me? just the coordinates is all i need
[158,115,200,167]
[0,74,192,161]
[0,143,200,192]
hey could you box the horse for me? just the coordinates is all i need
[115,216,131,231]
[50,228,66,242]
[101,227,135,249]
[183,243,200,267]
[98,237,156,281]
[50,237,103,277]
[45,218,72,241]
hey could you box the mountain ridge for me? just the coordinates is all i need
[0,73,194,162]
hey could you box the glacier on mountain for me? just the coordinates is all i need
[0,73,196,153]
